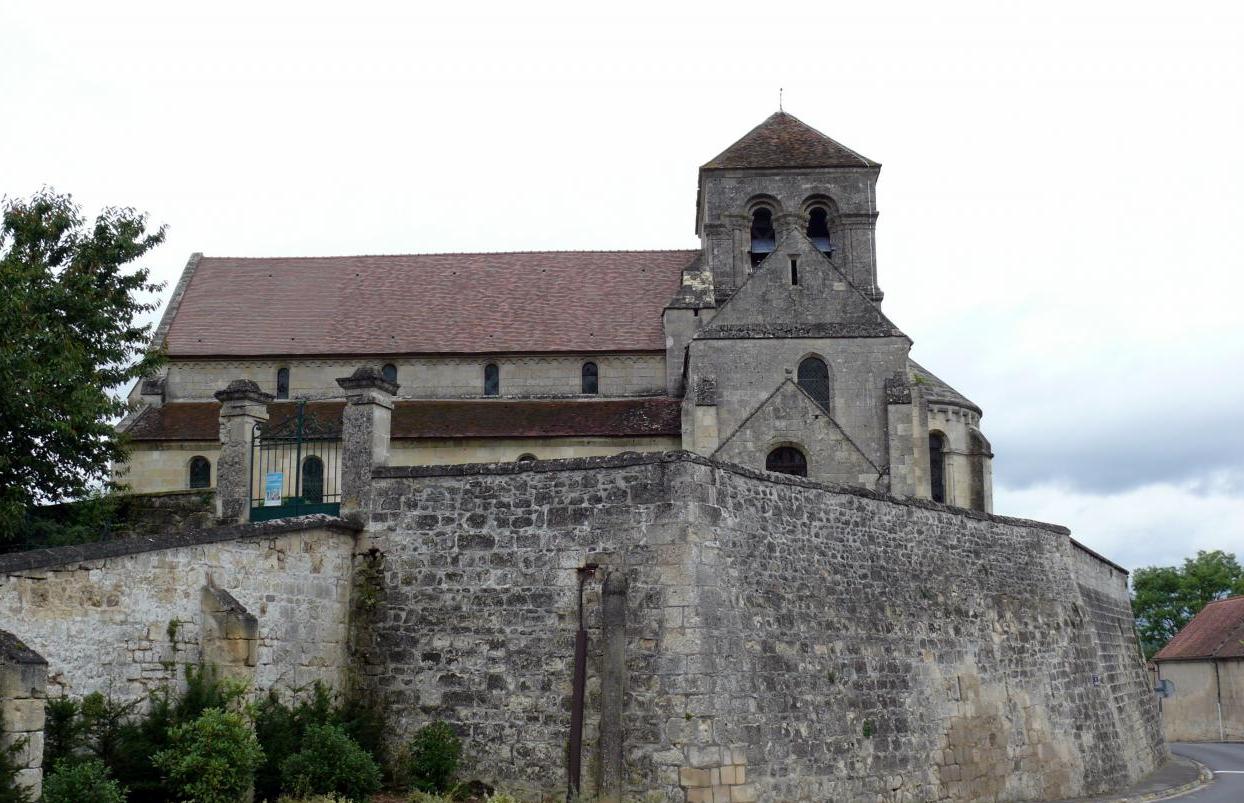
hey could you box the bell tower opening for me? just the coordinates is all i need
[750,207,776,267]
[807,206,832,254]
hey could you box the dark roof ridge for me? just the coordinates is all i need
[200,248,699,261]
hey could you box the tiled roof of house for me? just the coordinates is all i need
[124,398,683,441]
[162,251,697,357]
[702,112,878,170]
[1153,596,1244,661]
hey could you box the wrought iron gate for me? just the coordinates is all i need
[250,401,342,521]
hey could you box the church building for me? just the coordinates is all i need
[117,111,993,512]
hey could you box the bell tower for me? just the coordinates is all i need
[694,111,883,302]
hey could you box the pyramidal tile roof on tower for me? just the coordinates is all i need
[162,250,697,357]
[701,111,879,170]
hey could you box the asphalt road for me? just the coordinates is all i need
[1168,742,1244,802]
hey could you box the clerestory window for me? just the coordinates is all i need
[188,456,211,489]
[484,363,500,396]
[581,362,599,395]
[797,357,831,412]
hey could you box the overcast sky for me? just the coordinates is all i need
[4,0,1242,573]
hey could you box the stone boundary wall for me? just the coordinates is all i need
[364,451,1162,803]
[0,517,360,702]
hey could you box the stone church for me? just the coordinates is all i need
[118,111,991,513]
[4,112,1164,803]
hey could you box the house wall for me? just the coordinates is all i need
[157,353,667,402]
[1157,658,1244,742]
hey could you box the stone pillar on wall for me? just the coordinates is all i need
[885,374,916,498]
[336,366,398,521]
[598,572,627,803]
[833,212,882,302]
[214,380,272,524]
[200,583,259,685]
[0,631,47,800]
[690,377,720,455]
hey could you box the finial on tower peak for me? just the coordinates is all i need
[779,87,783,112]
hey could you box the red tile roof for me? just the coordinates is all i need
[702,112,878,170]
[163,251,697,357]
[125,398,683,441]
[1153,596,1244,661]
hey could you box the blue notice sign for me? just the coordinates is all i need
[264,472,284,507]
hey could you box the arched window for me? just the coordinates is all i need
[929,432,947,504]
[807,207,832,254]
[381,363,398,384]
[484,363,500,396]
[188,456,211,489]
[516,453,537,463]
[275,367,290,399]
[766,446,808,477]
[969,431,988,511]
[581,362,599,395]
[302,456,324,504]
[797,357,831,412]
[750,207,776,267]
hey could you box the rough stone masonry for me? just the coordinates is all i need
[0,451,1163,802]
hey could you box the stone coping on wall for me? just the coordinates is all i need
[0,630,47,666]
[372,450,1131,567]
[0,515,362,575]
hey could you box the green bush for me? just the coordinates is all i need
[42,759,127,803]
[402,721,462,794]
[252,683,386,801]
[153,708,263,803]
[41,698,83,773]
[280,723,381,802]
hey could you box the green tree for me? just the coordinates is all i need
[1132,550,1244,658]
[0,189,165,541]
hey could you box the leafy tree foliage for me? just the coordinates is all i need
[0,189,165,541]
[1132,550,1244,658]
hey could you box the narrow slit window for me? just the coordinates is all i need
[790,257,799,286]
[484,363,500,396]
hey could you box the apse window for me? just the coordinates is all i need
[484,363,500,396]
[929,432,947,503]
[765,446,808,478]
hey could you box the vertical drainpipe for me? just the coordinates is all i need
[1214,658,1225,742]
[568,564,599,801]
